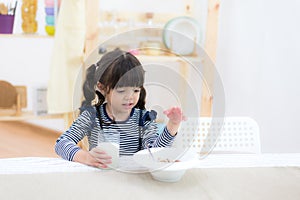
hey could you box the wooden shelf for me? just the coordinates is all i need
[136,54,202,63]
[0,33,53,39]
[0,111,64,121]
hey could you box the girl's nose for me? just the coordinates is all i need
[124,90,134,99]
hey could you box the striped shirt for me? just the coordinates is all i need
[55,104,176,161]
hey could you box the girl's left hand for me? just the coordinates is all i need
[163,107,186,136]
[163,107,186,124]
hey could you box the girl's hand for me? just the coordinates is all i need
[163,107,186,136]
[73,148,112,168]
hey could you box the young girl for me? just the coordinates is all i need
[55,48,185,168]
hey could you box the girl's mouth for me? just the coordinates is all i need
[122,103,133,108]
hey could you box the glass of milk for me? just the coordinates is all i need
[97,129,120,169]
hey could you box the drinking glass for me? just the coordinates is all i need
[97,129,120,169]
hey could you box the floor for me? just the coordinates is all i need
[0,121,61,158]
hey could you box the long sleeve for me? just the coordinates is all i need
[55,106,177,159]
[55,110,94,161]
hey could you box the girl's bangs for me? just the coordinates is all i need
[115,66,144,88]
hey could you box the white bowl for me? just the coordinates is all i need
[133,147,198,182]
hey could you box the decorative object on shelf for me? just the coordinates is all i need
[139,41,163,56]
[0,0,17,34]
[44,0,61,36]
[21,0,38,33]
[33,86,48,116]
[162,16,202,56]
[145,12,154,26]
[0,80,27,116]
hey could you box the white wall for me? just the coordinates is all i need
[1,0,300,152]
[216,0,300,152]
[0,36,65,132]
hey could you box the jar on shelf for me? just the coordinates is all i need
[0,1,17,34]
[21,0,38,33]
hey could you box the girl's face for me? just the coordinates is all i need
[106,86,141,118]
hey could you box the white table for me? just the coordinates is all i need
[0,154,300,200]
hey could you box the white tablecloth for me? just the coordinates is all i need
[1,154,300,200]
[0,165,299,200]
[1,153,300,174]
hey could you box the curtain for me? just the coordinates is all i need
[47,0,86,114]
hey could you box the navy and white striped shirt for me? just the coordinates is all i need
[55,104,176,161]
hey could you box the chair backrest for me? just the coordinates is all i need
[172,117,261,156]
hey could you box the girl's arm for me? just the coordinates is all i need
[164,107,186,136]
[55,110,94,161]
[55,108,113,168]
[141,107,185,148]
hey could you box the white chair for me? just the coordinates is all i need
[172,117,261,157]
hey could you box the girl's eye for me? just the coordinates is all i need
[115,87,140,93]
[116,89,125,93]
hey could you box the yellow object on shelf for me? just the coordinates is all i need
[45,25,55,36]
[0,3,8,15]
[21,0,38,33]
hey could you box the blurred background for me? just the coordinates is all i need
[0,0,299,156]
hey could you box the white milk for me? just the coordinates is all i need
[97,142,119,169]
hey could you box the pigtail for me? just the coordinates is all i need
[135,86,146,110]
[81,64,97,111]
[95,90,105,106]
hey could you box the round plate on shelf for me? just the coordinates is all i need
[163,16,202,56]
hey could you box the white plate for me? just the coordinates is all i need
[163,16,202,55]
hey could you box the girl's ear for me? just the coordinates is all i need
[96,82,106,96]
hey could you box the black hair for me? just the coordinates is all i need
[81,48,146,111]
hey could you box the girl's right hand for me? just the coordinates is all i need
[88,147,112,168]
[73,148,112,168]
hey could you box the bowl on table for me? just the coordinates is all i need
[133,147,198,182]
